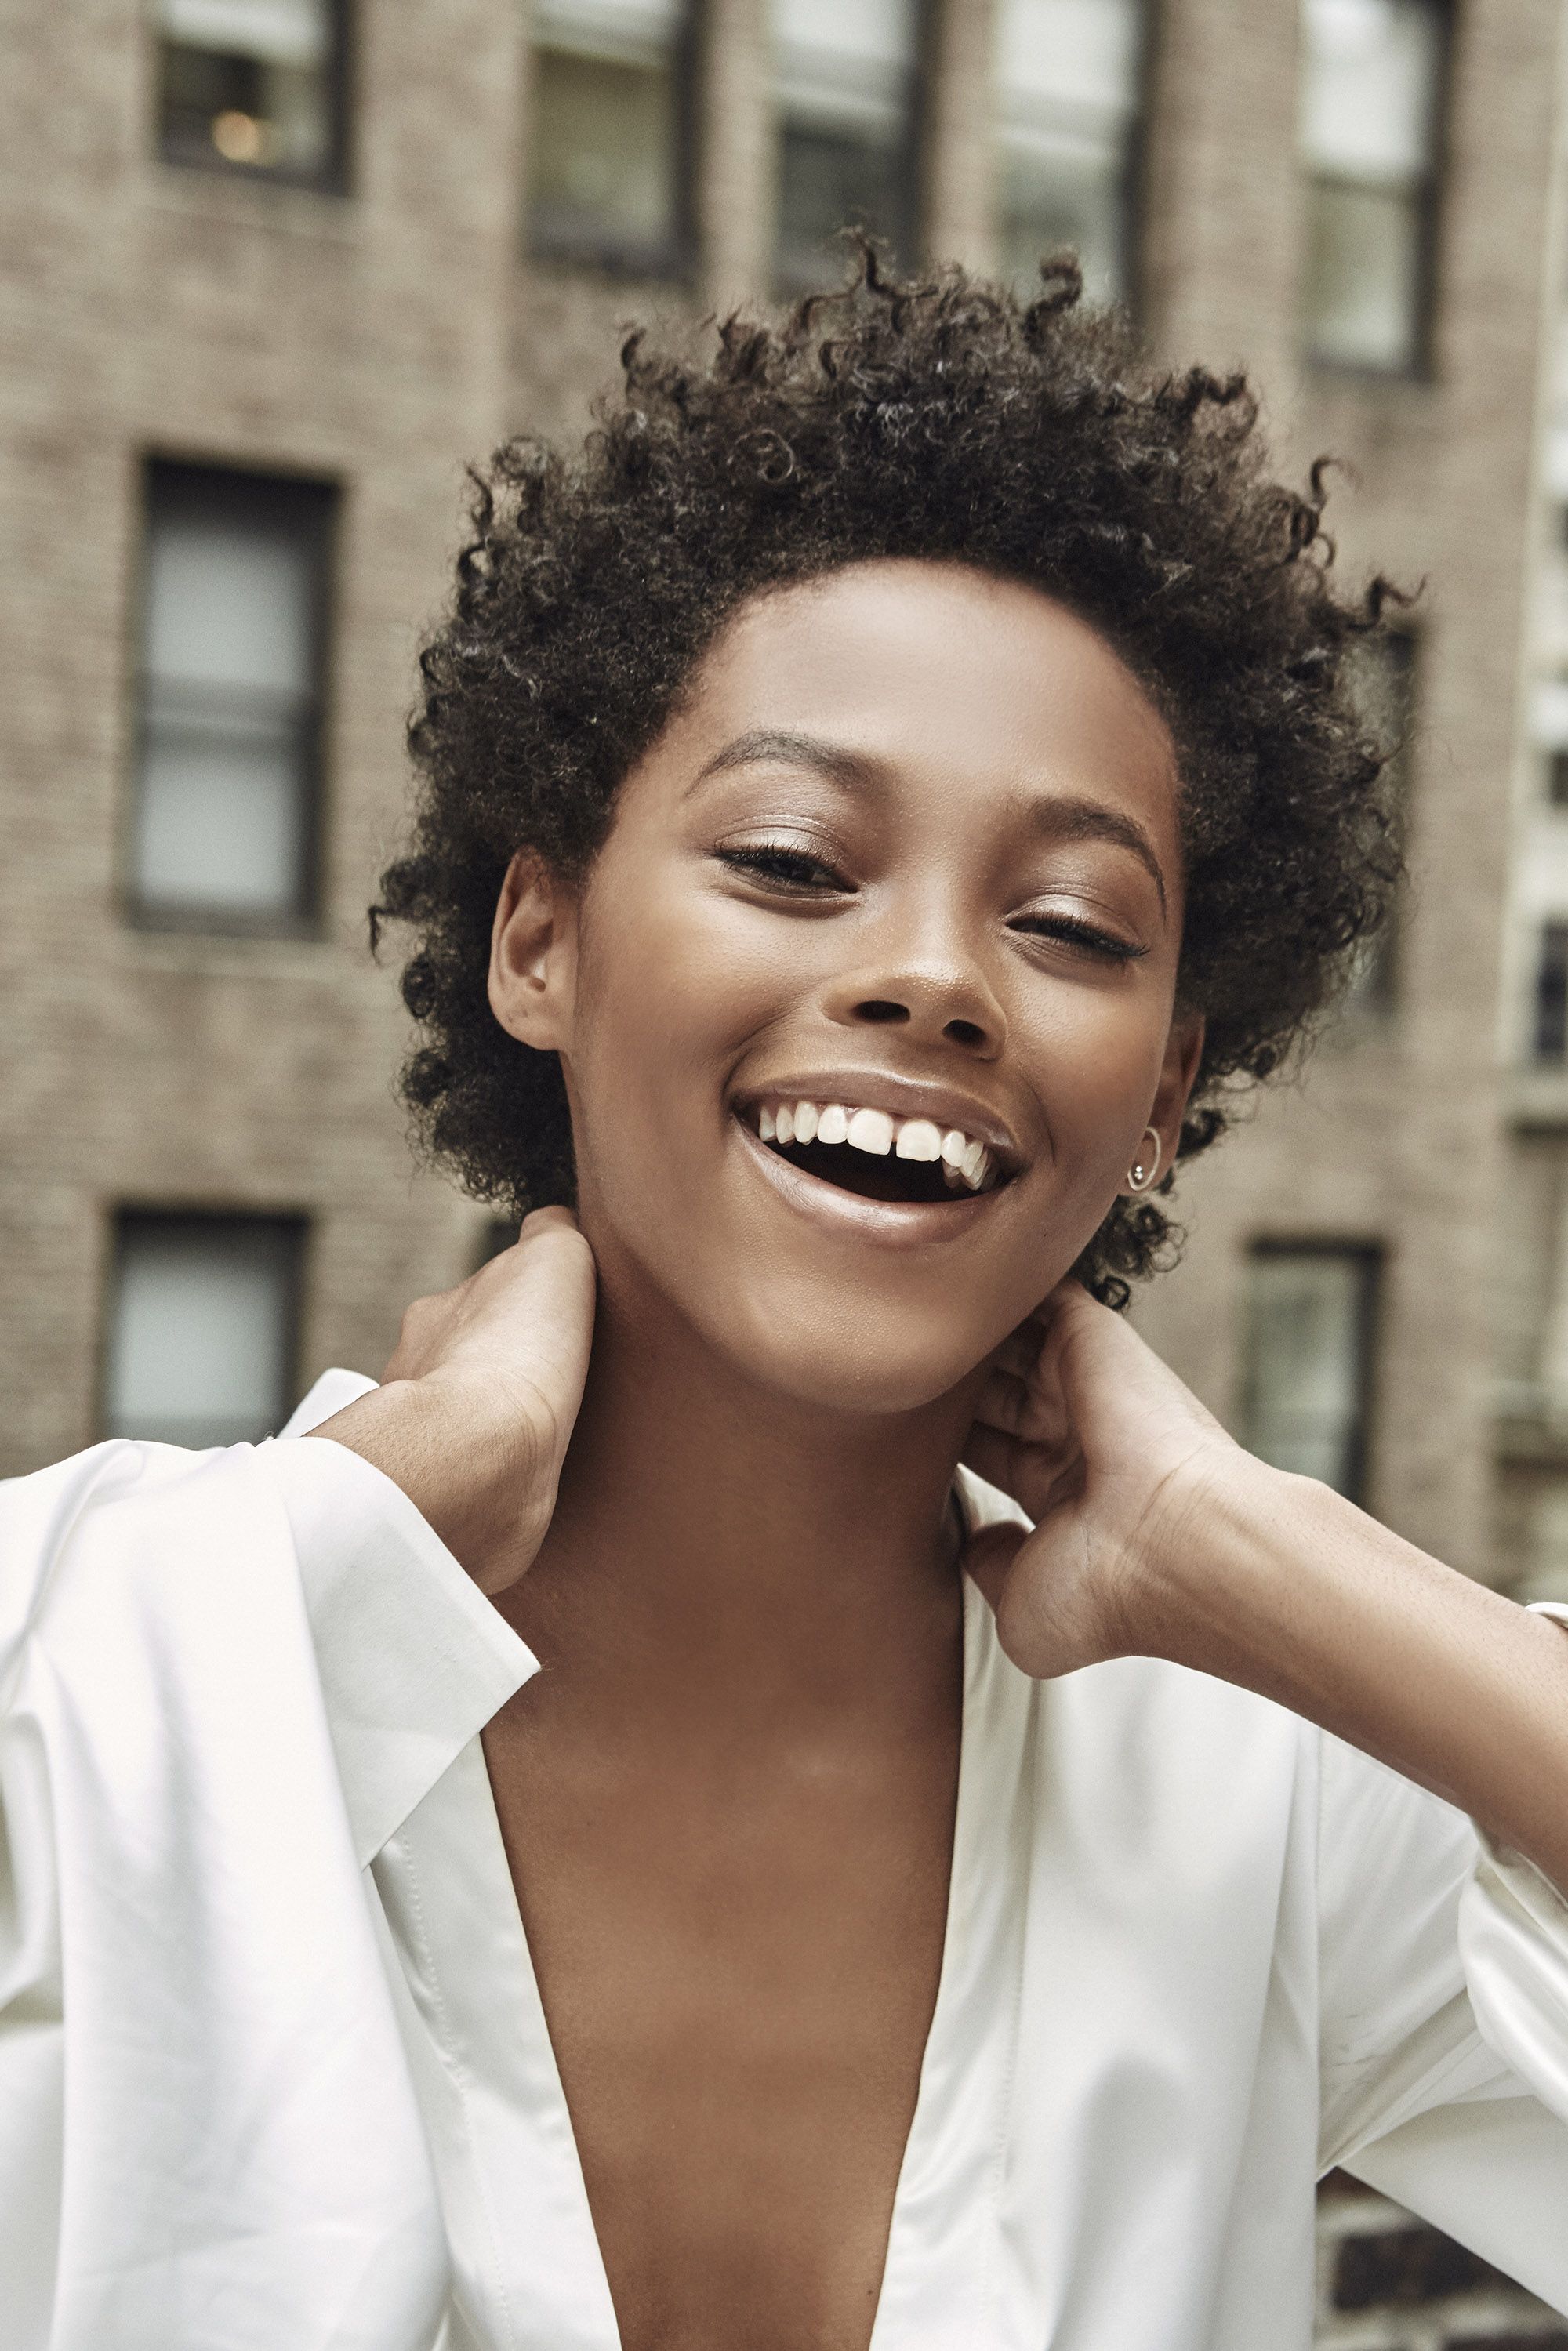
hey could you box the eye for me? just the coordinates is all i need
[1010,911,1148,964]
[716,843,851,894]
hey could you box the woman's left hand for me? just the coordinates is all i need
[960,1279,1250,1678]
[964,1282,1568,1900]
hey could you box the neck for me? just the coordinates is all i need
[506,1273,979,1732]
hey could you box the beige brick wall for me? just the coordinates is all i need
[2,4,1565,2341]
[0,1,529,1470]
[1132,0,1564,1589]
[5,0,1558,1528]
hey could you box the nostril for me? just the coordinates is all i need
[945,1017,986,1047]
[856,1000,909,1025]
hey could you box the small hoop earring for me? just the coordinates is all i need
[1126,1127,1161,1195]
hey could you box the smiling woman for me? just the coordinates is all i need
[376,246,1399,1308]
[8,249,1568,2351]
[476,557,1199,1417]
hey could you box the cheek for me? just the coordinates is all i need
[564,872,786,1191]
[1012,974,1175,1173]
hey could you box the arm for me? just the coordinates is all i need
[964,1284,1568,2304]
[315,1204,595,1594]
[961,1282,1568,1896]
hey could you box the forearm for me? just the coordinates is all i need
[1149,1458,1568,1891]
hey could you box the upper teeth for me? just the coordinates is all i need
[756,1099,996,1192]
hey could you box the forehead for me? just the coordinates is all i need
[667,559,1179,847]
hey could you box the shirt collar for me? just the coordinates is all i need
[264,1370,540,1868]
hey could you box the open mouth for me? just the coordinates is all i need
[741,1097,1014,1207]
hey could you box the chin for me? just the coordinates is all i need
[703,1295,992,1422]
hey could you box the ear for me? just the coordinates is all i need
[1139,1010,1206,1190]
[488,851,579,1054]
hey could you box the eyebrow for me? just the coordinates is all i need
[689,725,1169,916]
[688,727,887,797]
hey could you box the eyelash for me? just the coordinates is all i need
[716,844,1146,963]
[717,843,848,892]
[1010,912,1148,964]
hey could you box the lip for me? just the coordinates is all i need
[734,1112,1008,1248]
[731,1068,1025,1174]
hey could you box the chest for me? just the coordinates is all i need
[481,1707,960,2351]
[368,1642,1327,2351]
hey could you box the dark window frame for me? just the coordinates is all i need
[97,1205,310,1448]
[1534,916,1568,1065]
[1240,1238,1384,1507]
[524,0,699,281]
[154,0,353,195]
[1300,0,1454,386]
[125,455,340,941]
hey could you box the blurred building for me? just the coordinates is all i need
[1497,214,1568,1607]
[2,2,1566,2343]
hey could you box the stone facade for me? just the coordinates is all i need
[2,2,1565,2342]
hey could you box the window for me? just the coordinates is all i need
[1535,677,1568,807]
[131,463,335,931]
[1239,1245,1381,1500]
[103,1213,305,1449]
[1341,627,1415,1014]
[773,0,920,292]
[155,0,346,186]
[1535,920,1568,1063]
[528,0,689,266]
[1298,0,1446,373]
[994,0,1146,307]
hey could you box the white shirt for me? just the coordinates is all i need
[4,1366,1568,2351]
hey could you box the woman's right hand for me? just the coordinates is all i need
[316,1205,596,1594]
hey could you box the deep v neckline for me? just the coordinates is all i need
[375,1513,1035,2351]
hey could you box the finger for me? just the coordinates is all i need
[971,1384,1072,1457]
[991,1324,1044,1380]
[520,1203,580,1236]
[970,1368,1033,1437]
[959,1422,1027,1496]
[961,1521,1027,1612]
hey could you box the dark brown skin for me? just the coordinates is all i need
[321,561,1568,2351]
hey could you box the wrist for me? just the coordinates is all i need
[316,1370,557,1589]
[1131,1443,1304,1674]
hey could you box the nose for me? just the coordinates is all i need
[822,908,1007,1058]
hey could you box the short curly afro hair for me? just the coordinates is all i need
[376,247,1404,1307]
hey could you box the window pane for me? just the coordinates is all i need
[773,0,919,288]
[1535,923,1568,1064]
[103,1214,303,1449]
[528,0,684,258]
[1299,0,1443,372]
[132,466,332,927]
[1240,1248,1377,1497]
[1305,178,1425,370]
[155,0,340,183]
[1300,0,1441,183]
[995,0,1145,304]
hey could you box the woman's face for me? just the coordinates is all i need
[492,559,1202,1415]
